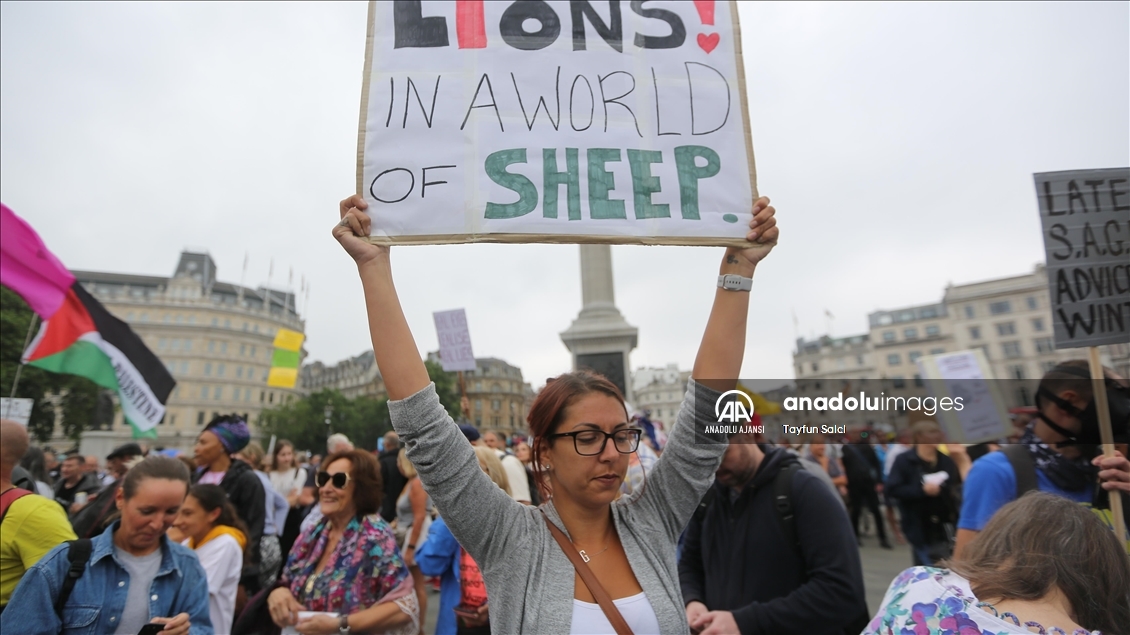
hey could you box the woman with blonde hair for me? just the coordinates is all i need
[416,446,510,634]
[396,448,433,634]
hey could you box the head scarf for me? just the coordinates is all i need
[204,415,250,454]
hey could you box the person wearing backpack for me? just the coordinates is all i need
[678,433,868,635]
[1,455,212,634]
[954,361,1130,559]
[0,420,76,613]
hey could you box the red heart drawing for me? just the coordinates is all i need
[697,32,720,53]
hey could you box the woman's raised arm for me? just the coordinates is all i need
[691,196,778,387]
[333,195,430,399]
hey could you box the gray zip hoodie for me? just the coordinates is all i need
[388,379,727,634]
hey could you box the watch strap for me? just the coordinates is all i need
[717,274,753,292]
[339,613,350,634]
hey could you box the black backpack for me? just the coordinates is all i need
[693,461,804,550]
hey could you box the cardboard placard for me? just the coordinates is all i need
[357,0,756,246]
[434,308,477,372]
[1034,167,1130,349]
[917,349,1011,444]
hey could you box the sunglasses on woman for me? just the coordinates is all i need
[315,471,352,489]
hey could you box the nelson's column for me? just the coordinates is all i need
[560,244,638,403]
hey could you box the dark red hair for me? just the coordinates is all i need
[528,370,627,502]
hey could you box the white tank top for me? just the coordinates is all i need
[570,592,661,634]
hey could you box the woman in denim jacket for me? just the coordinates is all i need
[1,456,212,635]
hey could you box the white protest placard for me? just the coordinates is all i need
[918,349,1010,444]
[433,308,477,372]
[1034,168,1130,349]
[0,397,33,426]
[357,0,756,246]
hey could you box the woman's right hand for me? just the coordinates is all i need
[333,195,389,267]
[268,587,305,627]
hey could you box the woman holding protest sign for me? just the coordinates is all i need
[333,192,777,633]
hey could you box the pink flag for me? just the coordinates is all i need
[0,203,75,319]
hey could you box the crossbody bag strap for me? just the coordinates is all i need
[541,512,634,635]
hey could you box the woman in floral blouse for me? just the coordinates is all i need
[268,449,418,635]
[866,492,1130,635]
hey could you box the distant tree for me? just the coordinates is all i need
[257,359,464,456]
[1,286,104,443]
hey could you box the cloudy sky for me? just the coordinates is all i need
[2,2,1127,389]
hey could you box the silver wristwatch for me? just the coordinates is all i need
[338,614,351,634]
[718,274,753,292]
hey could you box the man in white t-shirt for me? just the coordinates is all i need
[478,429,532,505]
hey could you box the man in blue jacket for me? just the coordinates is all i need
[679,436,868,635]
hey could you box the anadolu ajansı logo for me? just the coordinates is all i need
[715,389,754,423]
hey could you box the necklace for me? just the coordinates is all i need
[578,545,609,563]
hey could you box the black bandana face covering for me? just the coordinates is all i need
[1035,365,1130,456]
[1018,425,1098,492]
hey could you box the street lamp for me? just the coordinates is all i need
[324,403,334,436]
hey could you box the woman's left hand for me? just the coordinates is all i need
[295,613,342,635]
[727,196,778,268]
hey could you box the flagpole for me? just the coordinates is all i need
[5,314,39,415]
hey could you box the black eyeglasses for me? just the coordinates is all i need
[548,428,643,456]
[315,471,352,489]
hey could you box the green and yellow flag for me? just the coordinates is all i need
[268,328,304,388]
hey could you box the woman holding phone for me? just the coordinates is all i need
[333,192,777,633]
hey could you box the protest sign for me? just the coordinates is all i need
[0,397,33,426]
[918,349,1010,444]
[1034,168,1130,349]
[357,0,756,246]
[434,308,477,372]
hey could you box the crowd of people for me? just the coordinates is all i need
[0,195,1128,634]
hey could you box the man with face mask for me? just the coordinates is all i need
[954,360,1130,559]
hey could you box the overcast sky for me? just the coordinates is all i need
[2,2,1127,389]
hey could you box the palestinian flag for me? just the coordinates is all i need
[22,283,175,435]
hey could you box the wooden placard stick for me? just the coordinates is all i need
[1088,346,1126,544]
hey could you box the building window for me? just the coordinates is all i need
[204,363,212,376]
[245,389,251,402]
[997,322,1016,336]
[1008,365,1025,380]
[250,345,257,357]
[188,315,196,324]
[492,399,501,411]
[925,325,940,337]
[126,312,135,321]
[221,342,228,353]
[243,322,248,331]
[240,344,246,356]
[269,392,274,403]
[811,362,819,372]
[224,319,231,329]
[236,366,244,379]
[197,411,205,426]
[158,338,167,350]
[254,324,259,332]
[212,386,222,400]
[1042,361,1059,373]
[887,354,901,366]
[856,355,865,366]
[179,361,189,374]
[969,326,981,340]
[1032,318,1045,332]
[475,400,482,412]
[1035,337,1055,353]
[212,317,219,326]
[1002,341,1022,358]
[904,327,918,339]
[989,301,1011,315]
[217,364,225,378]
[184,340,192,352]
[964,305,975,319]
[1026,296,1038,310]
[208,341,215,353]
[892,376,906,389]
[260,391,266,403]
[977,344,991,360]
[140,312,149,322]
[929,348,944,355]
[913,374,924,387]
[882,331,895,342]
[163,314,171,323]
[908,351,922,363]
[171,339,180,351]
[175,314,184,323]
